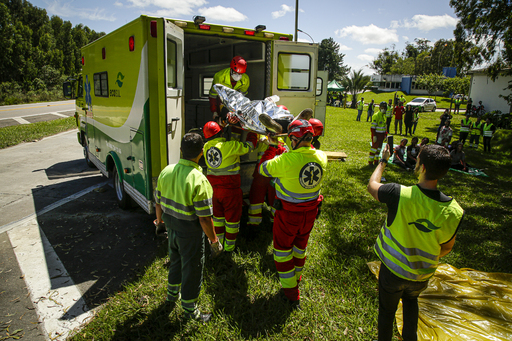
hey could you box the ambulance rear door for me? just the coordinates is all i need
[315,70,328,132]
[271,41,318,117]
[164,20,185,165]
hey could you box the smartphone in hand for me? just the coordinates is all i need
[387,135,393,147]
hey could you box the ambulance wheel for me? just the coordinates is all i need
[84,146,96,168]
[113,167,131,209]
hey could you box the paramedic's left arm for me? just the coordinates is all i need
[367,144,390,201]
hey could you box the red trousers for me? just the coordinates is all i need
[248,173,276,227]
[273,199,319,301]
[211,185,242,252]
[369,132,386,164]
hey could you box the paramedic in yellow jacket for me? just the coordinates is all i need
[367,144,464,341]
[209,56,250,123]
[259,119,328,309]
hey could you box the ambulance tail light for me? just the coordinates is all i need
[279,36,290,41]
[129,36,135,51]
[150,20,157,37]
[244,30,255,36]
[199,24,210,30]
[81,57,85,65]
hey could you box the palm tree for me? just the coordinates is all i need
[340,69,371,108]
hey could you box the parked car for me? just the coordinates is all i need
[406,97,437,112]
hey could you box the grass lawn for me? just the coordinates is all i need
[68,108,512,341]
[0,116,76,149]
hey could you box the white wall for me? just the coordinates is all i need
[469,73,512,113]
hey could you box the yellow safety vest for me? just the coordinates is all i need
[358,100,364,110]
[371,111,387,134]
[460,118,472,132]
[386,106,393,118]
[483,123,494,137]
[204,137,254,175]
[374,185,463,281]
[471,121,483,136]
[209,68,250,98]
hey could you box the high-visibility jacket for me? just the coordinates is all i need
[374,185,463,281]
[460,118,472,132]
[371,111,387,135]
[386,105,393,118]
[204,137,254,176]
[483,123,494,137]
[471,121,483,136]
[208,68,250,98]
[358,100,364,110]
[455,98,461,106]
[259,146,327,204]
[154,159,213,221]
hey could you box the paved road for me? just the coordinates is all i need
[0,131,161,340]
[0,101,76,128]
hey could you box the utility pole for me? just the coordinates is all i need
[294,0,298,42]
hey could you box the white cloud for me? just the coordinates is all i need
[357,54,375,62]
[335,24,398,45]
[127,0,207,16]
[364,48,382,55]
[391,14,458,32]
[198,6,248,22]
[46,1,116,21]
[114,1,123,7]
[338,44,353,51]
[403,36,409,41]
[272,4,294,19]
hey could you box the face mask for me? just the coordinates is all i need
[381,109,386,114]
[231,71,242,82]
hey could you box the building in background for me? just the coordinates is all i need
[468,68,512,113]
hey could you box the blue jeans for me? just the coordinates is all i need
[378,264,429,341]
[357,110,363,121]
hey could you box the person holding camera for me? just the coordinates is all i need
[367,144,464,341]
[154,133,222,322]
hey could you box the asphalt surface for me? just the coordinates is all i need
[0,101,75,128]
[0,130,165,340]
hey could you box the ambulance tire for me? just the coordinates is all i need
[113,167,131,209]
[84,146,96,169]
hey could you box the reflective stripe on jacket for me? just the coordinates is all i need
[483,123,494,137]
[460,118,472,132]
[371,111,387,134]
[204,137,254,176]
[374,185,463,281]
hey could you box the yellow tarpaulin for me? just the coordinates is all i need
[368,261,512,341]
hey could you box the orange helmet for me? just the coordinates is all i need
[309,118,323,137]
[288,119,314,139]
[230,56,247,74]
[203,121,222,139]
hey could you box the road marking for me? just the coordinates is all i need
[13,117,31,124]
[0,110,75,122]
[52,113,68,118]
[0,102,72,112]
[2,180,108,340]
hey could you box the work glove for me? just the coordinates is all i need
[154,219,167,237]
[210,240,223,258]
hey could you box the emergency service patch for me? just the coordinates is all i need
[206,147,222,168]
[299,162,323,189]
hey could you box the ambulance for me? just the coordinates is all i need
[63,15,327,214]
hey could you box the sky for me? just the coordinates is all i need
[30,0,461,75]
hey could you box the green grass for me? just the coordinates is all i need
[344,91,460,109]
[0,116,76,149]
[68,108,512,341]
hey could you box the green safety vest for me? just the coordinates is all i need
[209,68,250,98]
[455,99,461,106]
[204,137,254,175]
[471,121,483,136]
[155,159,213,221]
[460,118,472,132]
[374,185,463,281]
[371,111,387,133]
[358,100,364,110]
[386,106,393,118]
[483,123,494,137]
[260,147,328,203]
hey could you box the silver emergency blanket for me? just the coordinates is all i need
[214,84,293,134]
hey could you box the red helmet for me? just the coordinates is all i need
[230,56,247,74]
[203,121,222,139]
[278,105,288,111]
[288,119,314,139]
[309,118,323,137]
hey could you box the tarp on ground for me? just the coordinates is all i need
[368,261,512,341]
[328,80,345,92]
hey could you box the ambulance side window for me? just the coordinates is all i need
[316,77,323,96]
[93,72,108,97]
[202,77,213,96]
[167,39,177,88]
[277,53,311,91]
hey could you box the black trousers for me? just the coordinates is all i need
[483,136,492,152]
[378,264,429,341]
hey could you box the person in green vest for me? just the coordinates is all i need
[459,113,472,145]
[367,144,464,341]
[385,99,393,133]
[154,133,223,322]
[483,117,496,153]
[454,97,462,115]
[469,117,483,148]
[356,97,365,121]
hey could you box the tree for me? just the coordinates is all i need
[340,69,371,108]
[443,76,471,100]
[415,73,445,100]
[369,47,399,75]
[318,38,350,81]
[450,0,512,106]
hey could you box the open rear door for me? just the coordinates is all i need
[271,41,318,116]
[164,20,185,165]
[315,71,328,134]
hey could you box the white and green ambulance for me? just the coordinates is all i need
[64,15,327,214]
